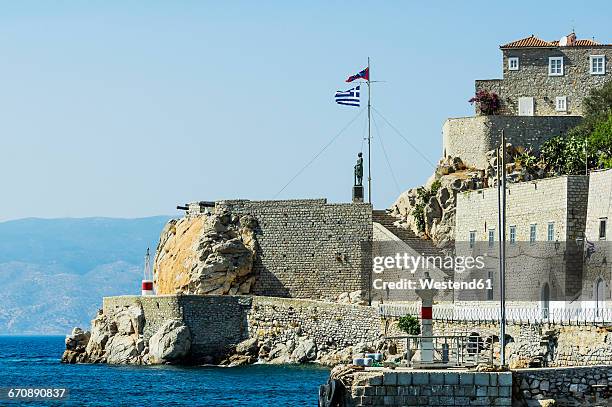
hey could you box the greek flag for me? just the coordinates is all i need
[335,86,360,107]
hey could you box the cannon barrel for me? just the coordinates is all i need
[176,205,189,211]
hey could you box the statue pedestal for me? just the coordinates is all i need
[352,185,364,203]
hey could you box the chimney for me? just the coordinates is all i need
[567,32,576,45]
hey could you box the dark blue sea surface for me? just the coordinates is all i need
[0,336,330,406]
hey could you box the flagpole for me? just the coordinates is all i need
[367,57,372,204]
[500,129,507,367]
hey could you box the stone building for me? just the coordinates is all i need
[454,172,612,312]
[443,32,610,169]
[582,169,612,309]
[454,175,588,307]
[476,32,612,116]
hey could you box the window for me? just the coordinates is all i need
[547,222,555,241]
[600,218,608,240]
[590,55,605,75]
[469,231,476,248]
[530,224,537,244]
[555,96,567,112]
[549,57,564,76]
[508,57,519,71]
[488,229,495,247]
[509,226,516,244]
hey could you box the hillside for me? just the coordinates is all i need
[0,216,171,334]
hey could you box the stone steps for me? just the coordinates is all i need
[372,210,448,262]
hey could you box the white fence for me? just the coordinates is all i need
[378,303,612,325]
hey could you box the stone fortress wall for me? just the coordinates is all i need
[476,47,612,116]
[103,294,382,359]
[192,199,374,301]
[442,115,580,169]
[101,294,612,368]
[103,295,253,358]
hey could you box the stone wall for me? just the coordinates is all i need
[248,296,381,350]
[103,294,381,359]
[513,365,612,405]
[103,295,252,357]
[476,47,612,116]
[345,369,512,406]
[429,319,612,368]
[455,176,588,302]
[442,115,580,169]
[583,169,612,303]
[206,199,374,301]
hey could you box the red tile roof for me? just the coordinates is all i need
[501,36,554,48]
[501,35,608,48]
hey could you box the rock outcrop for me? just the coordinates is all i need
[218,335,389,368]
[148,319,192,364]
[391,155,483,248]
[390,144,550,248]
[61,327,91,364]
[62,304,191,366]
[154,210,258,296]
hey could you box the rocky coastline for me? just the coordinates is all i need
[61,302,392,368]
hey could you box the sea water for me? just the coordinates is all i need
[0,336,329,406]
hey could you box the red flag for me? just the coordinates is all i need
[346,67,369,83]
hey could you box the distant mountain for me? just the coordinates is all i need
[0,216,172,334]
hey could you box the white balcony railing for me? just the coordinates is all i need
[378,303,612,325]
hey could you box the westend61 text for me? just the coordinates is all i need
[372,278,493,291]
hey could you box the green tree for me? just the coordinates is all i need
[583,81,612,125]
[542,81,612,173]
[589,114,612,168]
[412,180,441,234]
[540,134,588,175]
[397,314,420,335]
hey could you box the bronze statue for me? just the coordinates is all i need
[354,152,363,186]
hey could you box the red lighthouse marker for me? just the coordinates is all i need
[141,248,154,296]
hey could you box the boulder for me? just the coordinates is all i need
[235,337,259,356]
[437,186,451,209]
[291,338,317,363]
[61,350,80,364]
[105,335,141,364]
[268,343,290,363]
[154,212,258,296]
[148,319,192,364]
[227,354,254,367]
[64,327,90,352]
[114,305,144,335]
[84,314,113,361]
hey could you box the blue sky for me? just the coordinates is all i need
[1,1,611,221]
